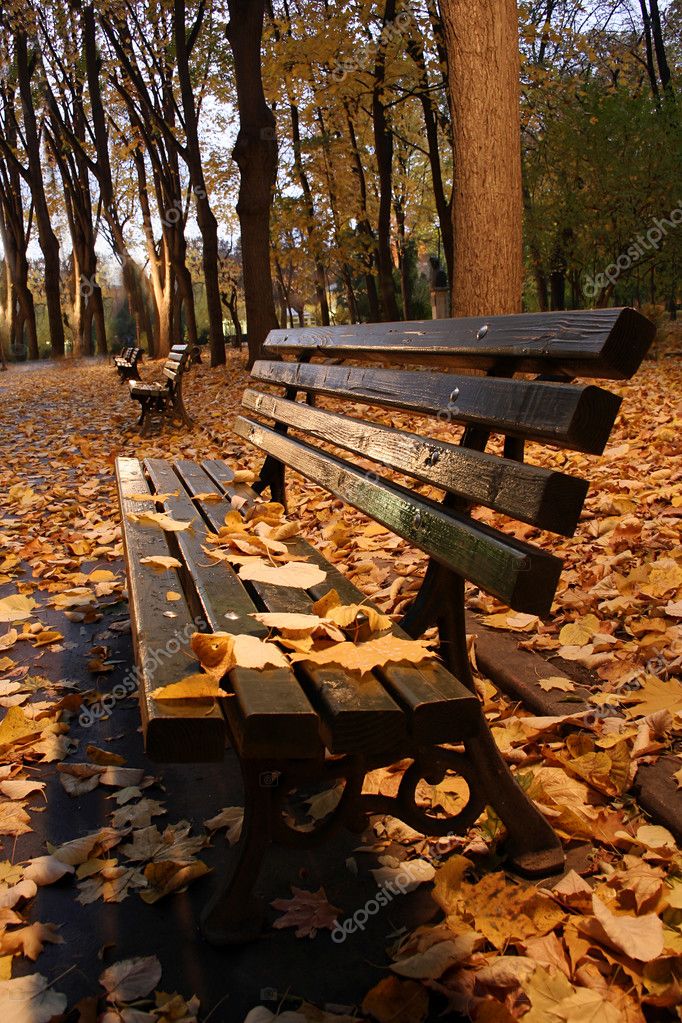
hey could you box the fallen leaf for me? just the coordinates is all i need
[0,973,67,1022]
[0,595,37,623]
[99,955,163,1002]
[271,886,340,938]
[139,556,183,573]
[238,560,327,589]
[126,512,193,532]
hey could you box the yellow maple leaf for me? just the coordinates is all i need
[139,556,183,573]
[288,634,435,674]
[126,511,193,532]
[621,674,682,718]
[151,674,230,700]
[538,676,575,693]
[0,595,37,623]
[238,560,327,589]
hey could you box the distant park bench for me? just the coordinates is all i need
[113,346,143,381]
[115,306,654,944]
[127,344,192,435]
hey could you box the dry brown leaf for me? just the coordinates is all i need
[139,556,183,573]
[126,512,193,532]
[587,894,664,962]
[0,595,37,623]
[0,922,63,960]
[271,886,340,938]
[289,634,435,674]
[538,676,575,693]
[99,955,163,1001]
[151,674,229,700]
[238,559,327,589]
[361,977,429,1023]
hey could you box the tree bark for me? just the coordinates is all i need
[16,33,65,356]
[406,34,454,287]
[647,0,672,91]
[372,0,400,321]
[345,106,380,321]
[227,0,279,367]
[440,0,524,316]
[174,0,226,366]
[81,4,153,352]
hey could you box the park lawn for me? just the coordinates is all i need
[0,346,681,1020]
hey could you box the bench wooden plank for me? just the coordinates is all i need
[144,459,322,761]
[173,460,407,755]
[263,307,655,379]
[115,457,226,763]
[251,360,622,455]
[200,459,483,747]
[233,419,563,616]
[242,389,588,536]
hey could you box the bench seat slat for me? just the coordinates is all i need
[242,389,588,536]
[263,307,655,380]
[251,360,621,455]
[233,418,563,616]
[115,457,226,763]
[201,459,485,747]
[144,459,322,761]
[172,461,407,754]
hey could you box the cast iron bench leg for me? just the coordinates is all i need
[200,760,274,945]
[464,724,564,877]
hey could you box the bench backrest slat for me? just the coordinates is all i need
[263,307,655,380]
[234,415,563,616]
[164,345,190,383]
[251,360,622,455]
[242,389,588,536]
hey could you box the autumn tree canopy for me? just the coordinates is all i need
[0,1,679,367]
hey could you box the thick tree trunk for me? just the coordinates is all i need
[227,0,280,367]
[16,34,65,356]
[441,0,524,316]
[174,0,226,366]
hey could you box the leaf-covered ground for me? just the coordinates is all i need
[0,344,681,1022]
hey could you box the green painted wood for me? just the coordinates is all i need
[242,389,588,536]
[233,419,563,616]
[251,360,622,455]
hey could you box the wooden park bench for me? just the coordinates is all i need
[114,346,143,382]
[127,344,192,435]
[115,306,654,944]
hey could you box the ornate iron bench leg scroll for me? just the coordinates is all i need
[201,760,274,945]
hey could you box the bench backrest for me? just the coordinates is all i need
[163,344,190,391]
[234,307,654,618]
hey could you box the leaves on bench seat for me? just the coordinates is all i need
[125,511,194,532]
[150,674,230,701]
[288,634,436,675]
[238,560,327,589]
[139,555,183,573]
